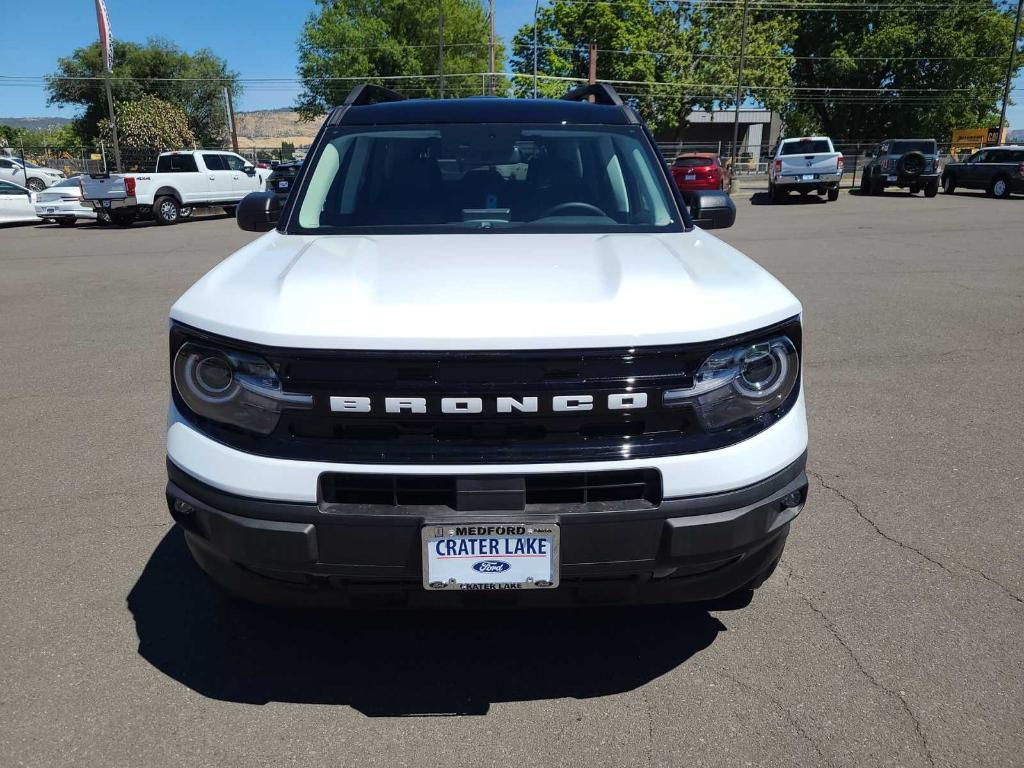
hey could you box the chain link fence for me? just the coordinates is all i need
[657,141,958,188]
[0,144,308,184]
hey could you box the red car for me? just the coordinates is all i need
[671,153,731,192]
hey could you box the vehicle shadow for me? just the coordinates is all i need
[749,191,827,205]
[127,527,728,716]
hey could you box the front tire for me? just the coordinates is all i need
[154,195,181,225]
[179,206,193,219]
[989,177,1011,199]
[26,177,46,192]
[942,175,956,195]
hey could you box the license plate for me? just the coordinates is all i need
[279,180,289,189]
[684,174,696,181]
[46,207,55,213]
[422,523,559,591]
[887,175,897,182]
[802,174,815,180]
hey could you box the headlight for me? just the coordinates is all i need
[664,335,799,429]
[173,341,312,435]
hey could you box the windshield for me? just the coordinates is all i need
[891,140,936,154]
[780,139,832,155]
[674,156,716,167]
[290,123,683,234]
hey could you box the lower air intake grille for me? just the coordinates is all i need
[319,469,662,513]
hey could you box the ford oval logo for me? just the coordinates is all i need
[472,560,511,573]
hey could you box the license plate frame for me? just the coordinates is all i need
[801,173,815,180]
[684,173,696,181]
[421,523,560,591]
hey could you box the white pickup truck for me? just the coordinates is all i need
[81,150,271,226]
[768,136,844,203]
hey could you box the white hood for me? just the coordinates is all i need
[170,230,801,350]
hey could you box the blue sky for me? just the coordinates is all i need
[1,0,1022,129]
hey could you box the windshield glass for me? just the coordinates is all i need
[674,156,716,167]
[291,123,683,234]
[891,140,936,154]
[780,139,831,155]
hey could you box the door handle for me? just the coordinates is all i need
[209,175,215,180]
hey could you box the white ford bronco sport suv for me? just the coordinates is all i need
[166,84,808,607]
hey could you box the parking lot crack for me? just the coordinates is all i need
[717,668,829,765]
[809,470,957,576]
[780,565,936,768]
[809,470,1024,606]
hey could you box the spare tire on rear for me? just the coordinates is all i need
[897,151,926,177]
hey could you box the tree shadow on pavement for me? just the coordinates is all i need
[128,527,727,716]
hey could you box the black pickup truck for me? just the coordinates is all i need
[941,145,1024,199]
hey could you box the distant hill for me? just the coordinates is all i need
[234,109,323,148]
[1,109,324,149]
[0,116,73,131]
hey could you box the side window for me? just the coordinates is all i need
[1007,150,1024,162]
[161,154,198,172]
[0,158,12,169]
[223,154,246,171]
[986,150,1006,163]
[0,180,24,193]
[202,154,226,171]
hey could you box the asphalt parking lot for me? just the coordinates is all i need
[2,189,1022,768]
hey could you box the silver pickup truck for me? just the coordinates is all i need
[768,137,844,203]
[81,150,270,227]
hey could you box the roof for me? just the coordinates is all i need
[332,97,634,127]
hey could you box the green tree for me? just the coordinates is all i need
[98,94,195,148]
[295,0,501,119]
[509,0,795,137]
[776,0,1022,141]
[46,38,240,146]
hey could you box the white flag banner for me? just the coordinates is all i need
[94,0,113,73]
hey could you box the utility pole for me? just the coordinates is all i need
[103,74,122,173]
[999,0,1023,135]
[589,43,598,85]
[224,86,239,154]
[438,0,445,98]
[730,0,751,173]
[488,0,496,95]
[533,0,541,98]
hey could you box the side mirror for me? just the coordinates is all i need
[237,191,282,232]
[688,190,736,230]
[243,164,256,175]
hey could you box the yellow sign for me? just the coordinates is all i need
[951,127,1006,147]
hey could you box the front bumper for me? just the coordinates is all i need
[166,452,808,607]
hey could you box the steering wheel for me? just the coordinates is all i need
[539,201,607,218]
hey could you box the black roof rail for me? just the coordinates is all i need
[344,83,406,107]
[328,83,406,125]
[561,83,624,107]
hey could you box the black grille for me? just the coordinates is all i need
[319,469,662,512]
[170,318,801,464]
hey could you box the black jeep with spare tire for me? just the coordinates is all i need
[859,139,940,197]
